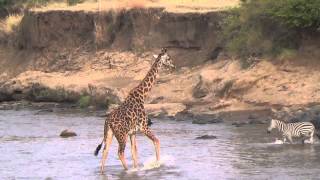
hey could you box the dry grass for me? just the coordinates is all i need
[0,14,23,33]
[32,0,239,13]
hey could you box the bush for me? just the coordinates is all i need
[29,84,80,103]
[78,95,91,108]
[67,0,84,6]
[223,0,319,59]
[0,0,11,8]
[268,0,320,30]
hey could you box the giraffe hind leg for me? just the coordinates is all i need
[130,134,138,168]
[100,128,113,174]
[116,134,129,170]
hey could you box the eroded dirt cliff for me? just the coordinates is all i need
[1,8,320,124]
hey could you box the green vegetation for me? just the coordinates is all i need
[222,0,320,60]
[0,0,87,9]
[268,0,320,29]
[28,83,115,109]
[67,0,85,6]
[30,84,80,103]
[78,95,91,108]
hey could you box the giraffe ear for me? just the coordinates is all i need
[153,54,158,59]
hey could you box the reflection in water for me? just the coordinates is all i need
[1,110,320,179]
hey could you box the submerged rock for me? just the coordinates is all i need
[196,135,217,140]
[192,114,223,124]
[60,129,77,138]
[231,121,250,127]
[248,119,268,124]
[35,108,54,115]
[192,118,222,124]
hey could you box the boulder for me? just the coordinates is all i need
[195,135,217,140]
[232,121,249,127]
[192,118,222,124]
[174,110,194,121]
[192,114,223,124]
[192,76,209,99]
[60,129,77,138]
[35,109,54,115]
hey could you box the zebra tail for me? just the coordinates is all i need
[94,140,103,156]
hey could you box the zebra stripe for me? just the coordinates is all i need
[268,119,315,143]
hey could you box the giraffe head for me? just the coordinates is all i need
[153,48,175,70]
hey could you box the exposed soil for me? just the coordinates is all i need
[1,7,320,123]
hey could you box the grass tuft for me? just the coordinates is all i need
[0,14,23,33]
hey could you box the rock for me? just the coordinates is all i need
[35,109,54,115]
[145,103,186,118]
[192,118,223,124]
[195,135,217,140]
[174,110,194,121]
[95,111,108,117]
[147,117,153,126]
[0,91,13,102]
[192,114,223,124]
[232,121,249,127]
[60,129,77,138]
[248,119,267,124]
[192,76,209,99]
[248,113,259,120]
[149,96,165,104]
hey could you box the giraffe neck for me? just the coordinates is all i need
[125,58,161,103]
[137,59,161,97]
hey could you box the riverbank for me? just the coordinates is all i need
[1,7,320,126]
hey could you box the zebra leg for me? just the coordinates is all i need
[287,135,293,144]
[282,134,287,143]
[310,130,314,144]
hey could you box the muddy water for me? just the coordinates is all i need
[1,110,320,180]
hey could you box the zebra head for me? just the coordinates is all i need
[267,119,276,133]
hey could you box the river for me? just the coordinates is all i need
[1,110,320,180]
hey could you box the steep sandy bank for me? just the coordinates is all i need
[2,49,320,123]
[1,8,320,124]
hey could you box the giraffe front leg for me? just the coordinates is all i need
[130,134,138,168]
[143,127,160,161]
[117,135,129,170]
[100,129,113,174]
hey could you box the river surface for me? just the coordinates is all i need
[1,110,320,180]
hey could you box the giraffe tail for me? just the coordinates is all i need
[94,139,103,156]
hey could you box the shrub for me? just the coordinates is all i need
[223,0,319,60]
[268,0,320,30]
[78,95,91,108]
[67,0,84,6]
[0,14,23,33]
[0,0,11,8]
[29,84,80,103]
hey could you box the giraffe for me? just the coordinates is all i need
[94,48,175,173]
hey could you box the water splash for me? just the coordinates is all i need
[273,139,284,144]
[141,154,175,171]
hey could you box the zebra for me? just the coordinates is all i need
[267,119,315,144]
